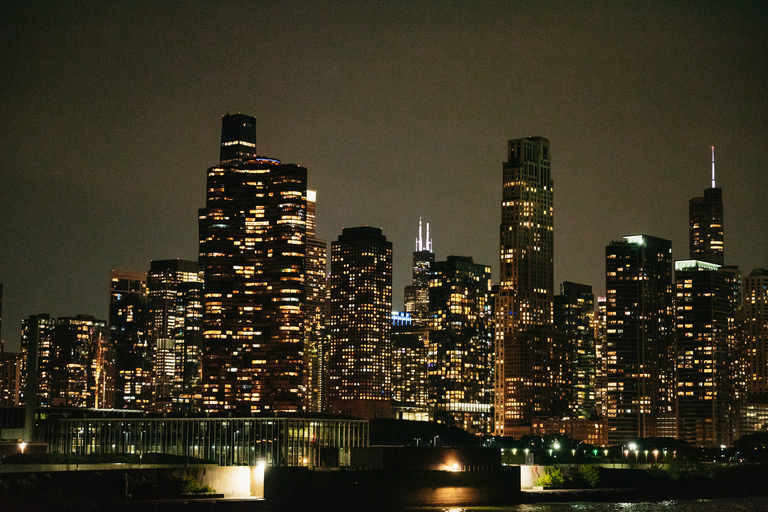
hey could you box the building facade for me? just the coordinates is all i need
[304,190,328,413]
[741,269,768,433]
[495,137,564,437]
[427,256,494,435]
[554,281,595,419]
[674,260,740,446]
[689,148,724,266]
[200,113,307,414]
[109,270,151,410]
[147,259,203,413]
[391,312,429,421]
[604,235,675,443]
[327,227,392,419]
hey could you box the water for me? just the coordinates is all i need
[398,497,768,512]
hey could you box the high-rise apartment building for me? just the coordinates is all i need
[689,147,724,266]
[604,235,675,443]
[0,342,21,406]
[304,190,328,413]
[327,227,392,419]
[22,315,112,408]
[404,219,434,323]
[427,256,494,434]
[20,314,56,407]
[674,260,740,446]
[109,270,151,410]
[554,282,596,419]
[200,114,307,414]
[147,259,203,413]
[741,269,768,433]
[391,312,429,421]
[495,137,566,437]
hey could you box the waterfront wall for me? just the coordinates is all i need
[264,466,521,508]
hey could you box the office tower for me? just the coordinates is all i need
[109,270,151,410]
[496,137,566,437]
[427,256,494,435]
[689,147,724,265]
[147,259,203,413]
[404,219,434,323]
[674,260,740,446]
[391,312,429,421]
[741,269,768,433]
[200,114,307,413]
[604,235,675,442]
[0,283,3,343]
[0,342,21,406]
[51,315,112,408]
[304,190,328,412]
[593,296,607,420]
[554,282,596,419]
[327,227,392,419]
[20,314,56,407]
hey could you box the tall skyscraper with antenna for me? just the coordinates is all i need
[404,218,434,323]
[689,146,724,265]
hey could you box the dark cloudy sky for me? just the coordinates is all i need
[1,1,767,352]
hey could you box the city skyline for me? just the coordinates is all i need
[2,2,767,352]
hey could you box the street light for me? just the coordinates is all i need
[653,449,659,463]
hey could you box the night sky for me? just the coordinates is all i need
[1,1,766,352]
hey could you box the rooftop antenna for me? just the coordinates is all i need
[711,145,716,188]
[416,218,433,252]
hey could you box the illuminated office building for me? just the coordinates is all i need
[604,235,675,443]
[674,260,740,446]
[0,342,21,406]
[404,219,434,324]
[109,270,151,410]
[593,296,607,419]
[22,315,112,409]
[554,282,596,419]
[391,312,429,421]
[304,190,327,413]
[689,147,724,266]
[20,314,56,407]
[741,269,768,433]
[200,113,307,414]
[327,227,392,419]
[147,259,203,413]
[428,256,494,435]
[495,137,568,437]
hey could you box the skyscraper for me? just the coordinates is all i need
[327,227,392,419]
[689,147,724,266]
[495,137,564,437]
[22,315,112,409]
[200,114,307,414]
[404,219,434,323]
[20,314,55,407]
[109,270,150,410]
[604,235,675,442]
[674,260,740,446]
[554,282,596,419]
[304,190,328,412]
[391,311,429,421]
[741,269,768,433]
[427,256,494,434]
[147,259,203,413]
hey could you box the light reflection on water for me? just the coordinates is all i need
[408,497,768,512]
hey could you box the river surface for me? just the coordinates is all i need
[396,497,768,512]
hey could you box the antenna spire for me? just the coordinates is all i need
[416,218,433,252]
[711,145,716,188]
